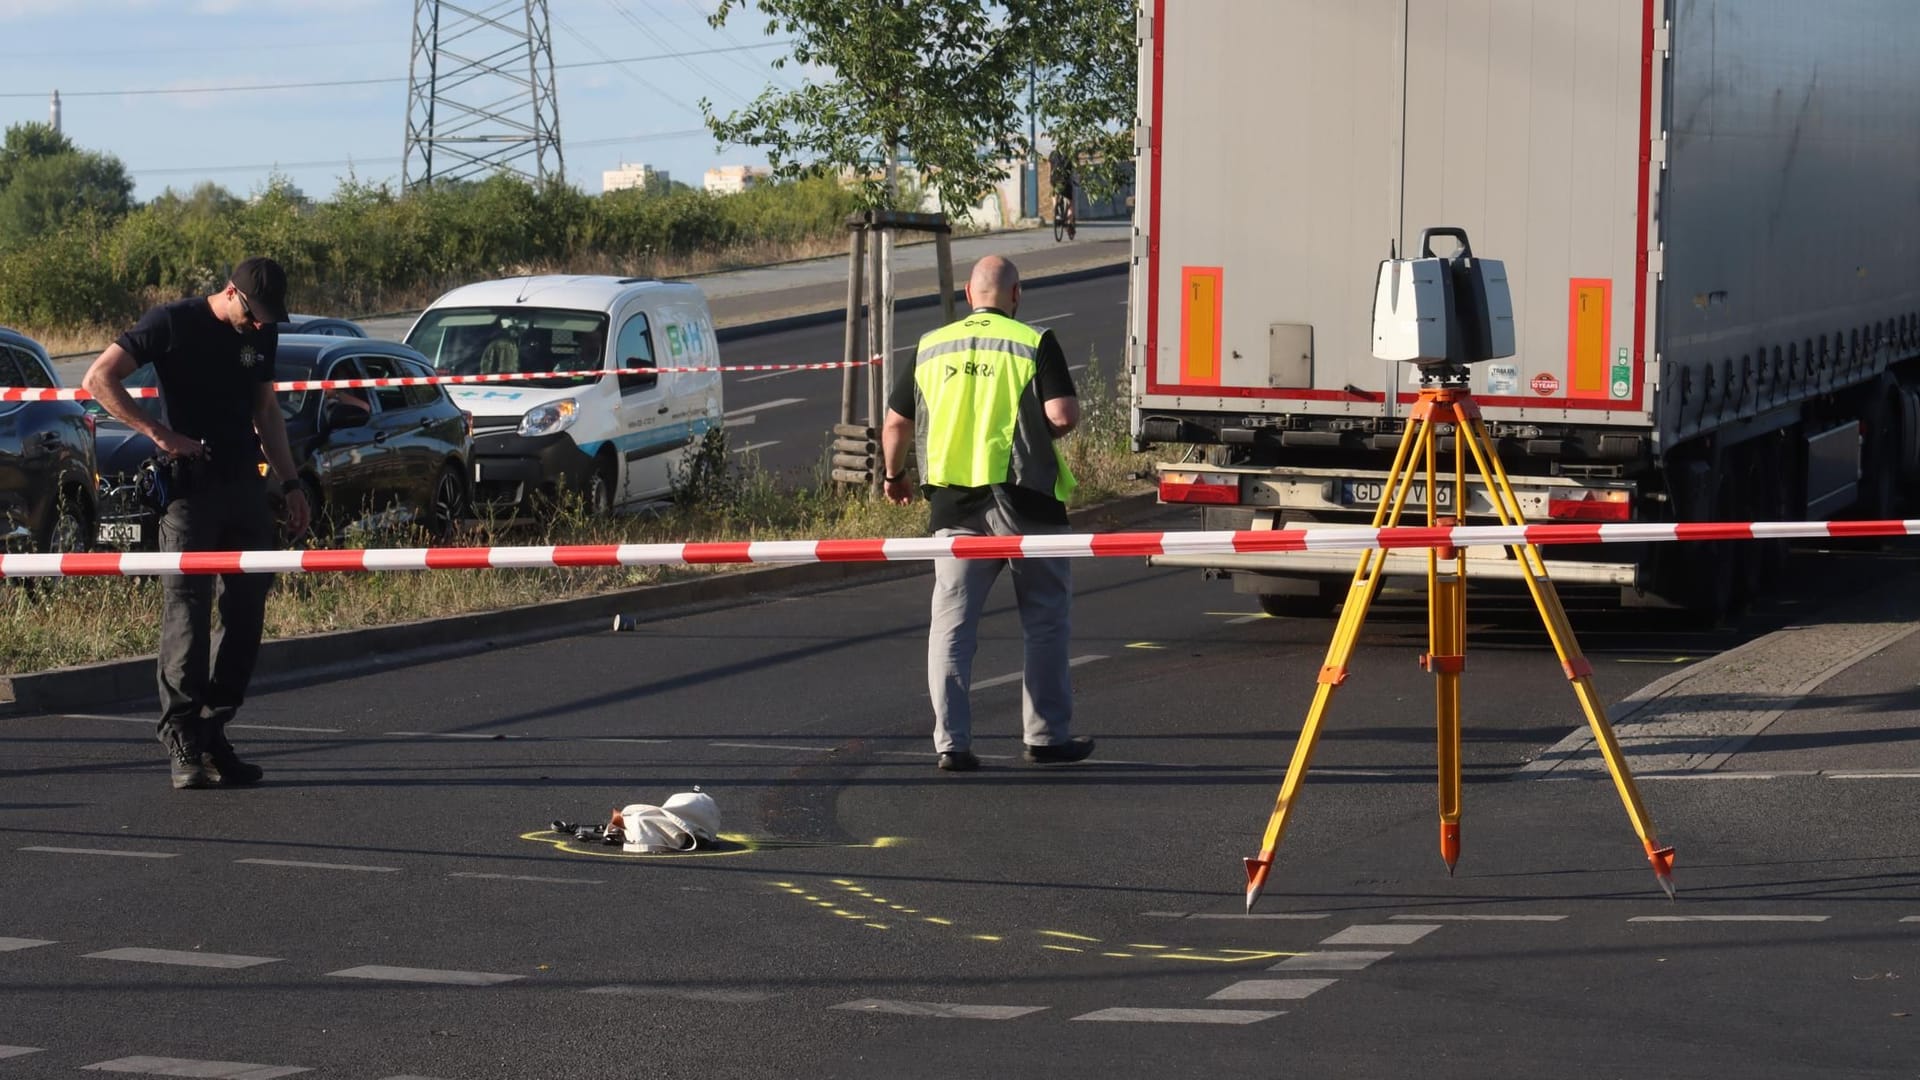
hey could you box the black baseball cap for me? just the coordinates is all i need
[230,257,289,324]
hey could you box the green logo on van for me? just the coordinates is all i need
[665,324,688,357]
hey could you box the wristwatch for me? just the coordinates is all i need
[884,471,906,483]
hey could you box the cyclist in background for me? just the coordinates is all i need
[1048,148,1077,239]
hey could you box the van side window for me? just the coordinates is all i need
[615,312,657,393]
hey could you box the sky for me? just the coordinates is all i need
[0,0,797,202]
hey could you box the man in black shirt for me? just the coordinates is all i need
[83,257,311,790]
[881,256,1094,772]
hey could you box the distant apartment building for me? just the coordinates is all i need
[602,162,667,193]
[704,165,769,194]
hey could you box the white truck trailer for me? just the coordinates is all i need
[1128,0,1920,616]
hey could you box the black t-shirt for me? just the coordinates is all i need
[115,297,277,478]
[889,308,1077,531]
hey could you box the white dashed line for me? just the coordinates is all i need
[973,653,1107,691]
[327,965,523,986]
[1072,1007,1280,1024]
[831,999,1046,1020]
[724,397,804,418]
[384,731,515,740]
[450,872,603,885]
[1208,978,1337,1001]
[586,985,777,1004]
[709,742,835,753]
[740,369,801,382]
[732,441,781,455]
[0,938,56,952]
[1271,951,1391,971]
[236,859,400,873]
[1185,913,1329,921]
[228,724,343,734]
[20,846,176,859]
[81,1056,309,1078]
[0,1047,43,1060]
[586,737,668,745]
[1028,312,1076,324]
[85,948,281,969]
[1389,914,1567,922]
[1827,772,1920,780]
[1320,924,1440,946]
[1628,915,1829,923]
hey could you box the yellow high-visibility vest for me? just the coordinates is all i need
[912,311,1076,503]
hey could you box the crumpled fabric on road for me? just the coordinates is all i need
[617,790,721,853]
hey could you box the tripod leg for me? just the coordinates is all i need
[1460,419,1677,897]
[1244,415,1427,911]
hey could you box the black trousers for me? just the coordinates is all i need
[155,474,277,752]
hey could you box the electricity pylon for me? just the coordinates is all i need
[404,0,564,189]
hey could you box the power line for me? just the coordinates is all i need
[131,128,712,177]
[0,41,790,99]
[670,0,798,92]
[603,0,746,107]
[551,11,699,117]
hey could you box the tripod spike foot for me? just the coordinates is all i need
[1440,823,1460,875]
[1243,855,1274,913]
[1647,844,1676,900]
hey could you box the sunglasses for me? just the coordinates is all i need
[234,288,260,325]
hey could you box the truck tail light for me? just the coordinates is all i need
[1160,471,1240,505]
[1547,489,1632,522]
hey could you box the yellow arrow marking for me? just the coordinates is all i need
[1125,642,1165,650]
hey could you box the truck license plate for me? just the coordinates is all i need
[96,522,142,545]
[1342,480,1452,509]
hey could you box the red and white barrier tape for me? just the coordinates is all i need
[0,358,873,402]
[4,518,1914,579]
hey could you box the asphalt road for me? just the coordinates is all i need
[4,517,1918,1079]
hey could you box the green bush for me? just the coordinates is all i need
[0,173,860,334]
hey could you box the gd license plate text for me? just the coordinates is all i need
[1342,480,1453,508]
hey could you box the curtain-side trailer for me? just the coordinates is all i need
[1128,0,1920,617]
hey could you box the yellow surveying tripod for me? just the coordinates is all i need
[1240,373,1676,911]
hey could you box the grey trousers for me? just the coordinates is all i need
[928,498,1074,753]
[156,475,277,752]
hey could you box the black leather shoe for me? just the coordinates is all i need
[205,746,264,786]
[938,750,980,772]
[170,748,214,790]
[1023,737,1095,765]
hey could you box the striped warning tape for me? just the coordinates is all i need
[3,519,1913,579]
[0,358,874,402]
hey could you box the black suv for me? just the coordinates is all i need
[0,327,97,553]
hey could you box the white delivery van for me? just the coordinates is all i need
[404,276,723,514]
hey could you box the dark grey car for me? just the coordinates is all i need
[0,327,97,552]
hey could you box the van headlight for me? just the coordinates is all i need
[518,400,579,437]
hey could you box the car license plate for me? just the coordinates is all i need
[96,522,142,545]
[1342,480,1453,509]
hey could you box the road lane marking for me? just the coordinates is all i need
[1184,913,1328,921]
[236,859,400,873]
[0,937,56,951]
[1320,924,1439,945]
[973,653,1107,690]
[0,1047,43,1060]
[1272,951,1392,971]
[732,440,781,455]
[1029,313,1076,324]
[327,965,523,986]
[21,846,176,859]
[1628,915,1829,923]
[1827,772,1920,780]
[1389,914,1567,922]
[725,413,757,427]
[724,397,804,418]
[740,369,802,382]
[86,948,281,969]
[1072,1007,1279,1024]
[585,985,777,1003]
[449,872,603,885]
[1208,978,1337,1001]
[81,1057,309,1077]
[709,742,835,753]
[228,724,343,734]
[832,999,1046,1020]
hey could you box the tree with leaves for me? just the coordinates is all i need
[1028,0,1137,202]
[0,123,135,251]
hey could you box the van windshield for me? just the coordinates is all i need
[406,307,610,391]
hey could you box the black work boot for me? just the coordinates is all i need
[201,711,264,787]
[162,729,214,790]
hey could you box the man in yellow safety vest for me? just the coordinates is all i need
[881,256,1094,772]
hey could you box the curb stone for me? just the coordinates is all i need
[0,492,1162,716]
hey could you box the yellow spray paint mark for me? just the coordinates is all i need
[522,831,902,860]
[866,923,889,930]
[1042,945,1084,953]
[1148,950,1290,964]
[1039,930,1102,943]
[923,917,954,926]
[1128,944,1170,950]
[1102,952,1135,959]
[972,935,1003,942]
[1125,642,1165,650]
